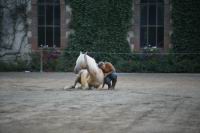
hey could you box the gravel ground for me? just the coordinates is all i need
[0,72,200,133]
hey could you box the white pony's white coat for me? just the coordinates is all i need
[72,52,104,89]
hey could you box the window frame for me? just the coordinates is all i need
[37,0,61,48]
[140,0,164,48]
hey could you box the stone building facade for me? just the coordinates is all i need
[0,0,171,61]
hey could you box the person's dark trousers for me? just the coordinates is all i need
[104,72,117,89]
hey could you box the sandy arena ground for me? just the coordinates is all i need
[0,72,200,133]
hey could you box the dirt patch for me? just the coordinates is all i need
[0,72,200,133]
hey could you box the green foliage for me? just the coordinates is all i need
[62,0,200,73]
[114,53,177,73]
[29,53,40,71]
[1,53,200,72]
[2,0,200,73]
[172,0,200,53]
[62,52,179,73]
[171,0,200,72]
[29,49,66,72]
[65,0,132,52]
[0,59,29,72]
[0,4,3,45]
[63,0,132,71]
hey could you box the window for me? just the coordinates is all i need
[38,0,60,47]
[140,0,164,48]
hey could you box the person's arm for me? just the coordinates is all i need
[104,71,113,77]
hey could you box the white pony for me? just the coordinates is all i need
[65,52,104,90]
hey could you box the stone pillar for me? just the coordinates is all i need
[133,0,141,52]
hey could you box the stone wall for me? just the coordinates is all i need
[0,0,31,61]
[0,0,71,62]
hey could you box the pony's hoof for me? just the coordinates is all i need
[88,86,95,90]
[77,86,82,90]
[64,85,74,90]
[110,87,115,90]
[71,85,75,88]
[108,87,114,90]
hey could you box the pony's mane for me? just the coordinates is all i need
[85,54,98,72]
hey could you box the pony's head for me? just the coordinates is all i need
[74,52,98,74]
[74,52,87,74]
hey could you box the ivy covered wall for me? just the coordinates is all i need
[62,0,134,71]
[62,0,200,72]
[65,0,133,53]
[172,0,200,53]
[171,0,200,72]
[1,0,200,72]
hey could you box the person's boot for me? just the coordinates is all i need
[105,77,111,90]
[111,78,117,90]
[107,82,111,89]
